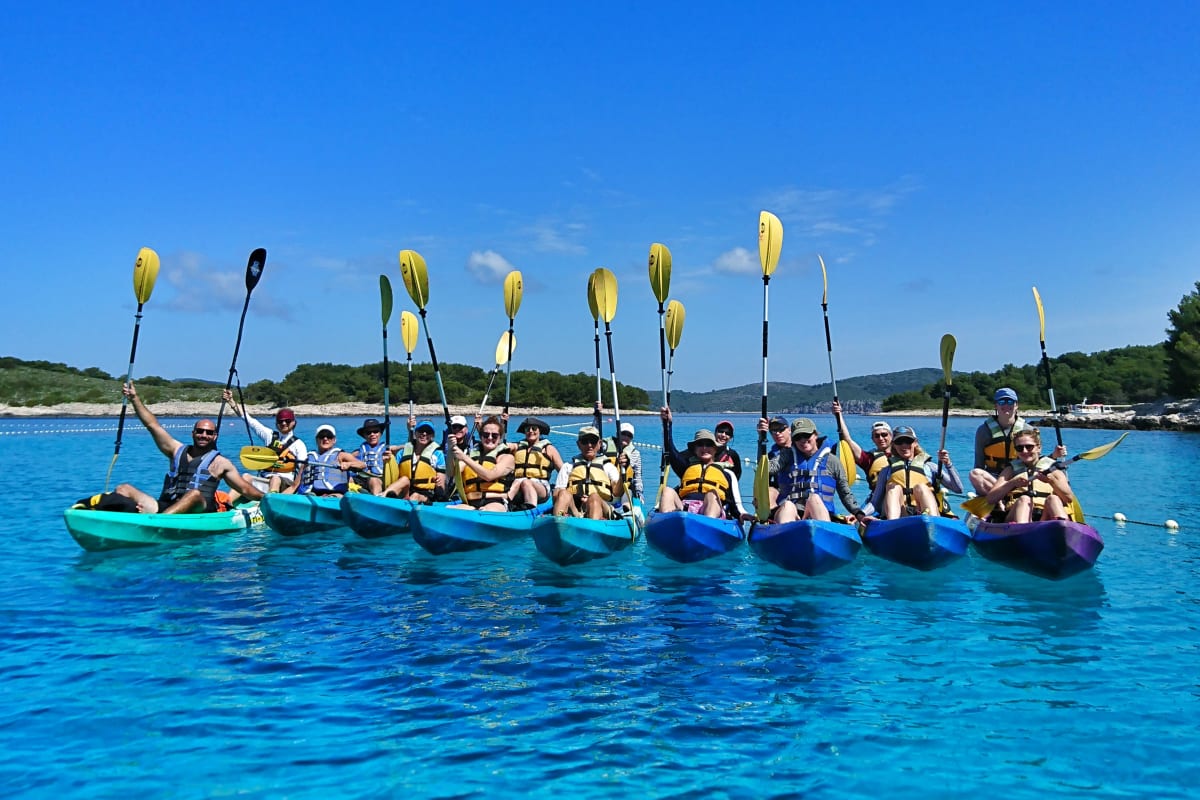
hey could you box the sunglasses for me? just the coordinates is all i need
[481,431,501,440]
[716,429,732,436]
[450,425,466,432]
[317,433,334,440]
[693,441,715,448]
[578,436,599,446]
[1015,443,1038,452]
[769,426,787,434]
[192,428,217,436]
[894,438,915,445]
[997,399,1016,406]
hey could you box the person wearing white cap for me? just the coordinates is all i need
[616,421,643,500]
[284,424,367,498]
[832,400,893,490]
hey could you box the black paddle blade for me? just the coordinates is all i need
[245,248,267,291]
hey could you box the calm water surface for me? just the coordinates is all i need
[2,414,1197,798]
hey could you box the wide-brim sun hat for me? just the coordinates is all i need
[517,416,550,434]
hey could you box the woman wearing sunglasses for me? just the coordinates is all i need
[983,428,1074,523]
[449,415,515,512]
[860,425,962,519]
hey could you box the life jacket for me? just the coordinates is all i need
[355,440,391,478]
[299,448,349,494]
[777,446,836,514]
[598,437,635,491]
[399,440,442,493]
[161,445,221,505]
[263,431,298,474]
[982,417,1029,475]
[566,456,614,502]
[461,443,510,502]
[866,449,890,489]
[1007,455,1057,516]
[678,462,731,503]
[513,439,554,481]
[887,453,933,506]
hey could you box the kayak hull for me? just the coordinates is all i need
[261,493,346,536]
[748,519,861,576]
[411,501,551,555]
[861,514,971,571]
[532,502,646,566]
[64,504,264,551]
[645,510,744,563]
[340,493,419,539]
[969,517,1104,580]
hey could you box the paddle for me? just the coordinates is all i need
[1033,286,1083,522]
[932,333,957,493]
[754,211,782,522]
[104,247,161,490]
[502,271,522,417]
[818,254,858,487]
[960,433,1128,519]
[216,248,267,439]
[592,267,623,438]
[239,446,369,478]
[587,270,603,430]
[379,275,394,445]
[478,331,516,417]
[649,243,673,504]
[656,298,685,505]
[400,310,418,421]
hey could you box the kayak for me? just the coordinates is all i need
[64,503,264,551]
[411,501,552,555]
[532,501,646,566]
[340,493,420,539]
[861,514,971,571]
[968,516,1104,580]
[645,510,744,563]
[260,493,346,537]
[748,519,861,576]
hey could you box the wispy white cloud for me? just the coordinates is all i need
[525,219,587,254]
[713,247,759,275]
[466,250,516,283]
[760,175,921,249]
[161,251,291,319]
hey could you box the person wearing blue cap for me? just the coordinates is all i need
[970,387,1066,497]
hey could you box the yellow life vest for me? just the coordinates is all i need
[866,449,890,488]
[265,433,298,473]
[460,444,510,502]
[982,417,1029,475]
[514,439,553,481]
[1006,455,1056,514]
[678,463,731,503]
[400,441,442,493]
[567,457,614,502]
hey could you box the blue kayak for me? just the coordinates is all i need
[968,516,1104,580]
[532,501,646,566]
[748,519,861,576]
[861,514,971,571]
[260,493,347,537]
[645,510,744,563]
[411,501,551,555]
[340,493,420,539]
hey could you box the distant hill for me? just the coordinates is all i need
[666,368,944,413]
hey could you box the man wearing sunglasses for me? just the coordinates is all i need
[553,426,625,519]
[969,387,1066,496]
[754,416,866,524]
[105,382,264,514]
[831,400,894,491]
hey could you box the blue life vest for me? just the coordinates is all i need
[299,448,349,494]
[777,445,836,514]
[160,445,221,505]
[355,441,390,477]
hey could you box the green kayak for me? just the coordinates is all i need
[63,503,265,551]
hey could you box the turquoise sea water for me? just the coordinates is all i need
[2,413,1198,799]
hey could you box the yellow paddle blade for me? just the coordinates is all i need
[586,270,600,321]
[454,464,468,503]
[819,254,829,305]
[400,310,419,354]
[398,249,430,309]
[132,247,160,304]
[379,275,393,326]
[939,333,957,386]
[383,455,399,487]
[240,445,283,471]
[758,211,783,277]
[754,455,771,522]
[495,331,515,366]
[838,440,857,488]
[1033,286,1046,343]
[665,300,685,349]
[1069,498,1085,523]
[1075,432,1128,461]
[593,267,618,323]
[648,242,672,304]
[504,270,523,318]
[961,495,995,519]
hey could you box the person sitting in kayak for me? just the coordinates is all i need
[552,425,625,520]
[220,389,308,502]
[657,428,751,521]
[284,424,367,498]
[659,406,743,481]
[860,425,962,519]
[970,387,1066,497]
[984,427,1075,523]
[350,417,398,496]
[104,382,264,514]
[448,415,515,512]
[384,419,446,504]
[754,417,866,525]
[505,416,563,510]
[832,401,893,490]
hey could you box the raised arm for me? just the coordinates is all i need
[124,382,182,458]
[832,400,865,461]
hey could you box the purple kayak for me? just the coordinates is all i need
[748,519,861,576]
[968,517,1104,580]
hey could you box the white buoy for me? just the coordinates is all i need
[1113,512,1127,523]
[1166,519,1180,531]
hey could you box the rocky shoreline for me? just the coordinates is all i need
[1030,398,1200,432]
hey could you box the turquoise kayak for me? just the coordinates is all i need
[64,504,264,551]
[645,510,744,563]
[261,493,346,537]
[861,514,971,571]
[748,519,862,576]
[339,493,421,539]
[411,501,551,555]
[531,501,646,566]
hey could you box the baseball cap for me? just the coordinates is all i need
[577,426,601,441]
[275,408,295,422]
[449,414,468,429]
[892,425,917,442]
[315,424,336,438]
[414,420,435,434]
[994,387,1018,403]
[716,419,734,434]
[768,416,788,431]
[871,421,891,435]
[790,418,818,436]
[619,422,635,436]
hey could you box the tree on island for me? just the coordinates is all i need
[1166,281,1200,399]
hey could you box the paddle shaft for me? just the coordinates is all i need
[758,274,771,460]
[821,299,849,445]
[417,309,452,426]
[503,316,515,416]
[478,366,500,417]
[406,355,414,422]
[603,321,622,434]
[216,291,256,442]
[592,319,603,424]
[382,326,391,448]
[104,301,147,490]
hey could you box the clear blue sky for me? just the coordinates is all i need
[2,2,1196,395]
